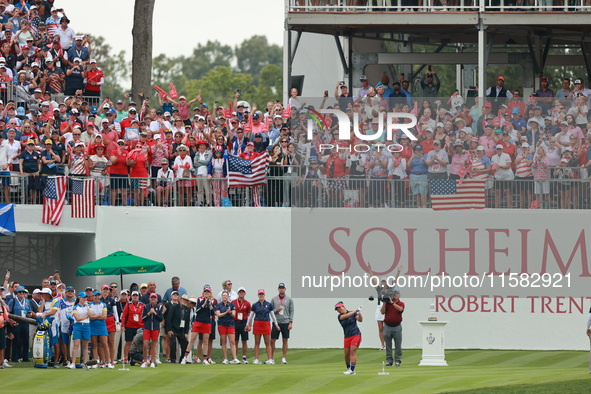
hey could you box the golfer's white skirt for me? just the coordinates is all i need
[375,305,385,321]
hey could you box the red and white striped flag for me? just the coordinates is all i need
[71,178,96,219]
[431,179,486,210]
[42,176,67,226]
[227,151,269,187]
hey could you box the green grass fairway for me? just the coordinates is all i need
[2,349,589,393]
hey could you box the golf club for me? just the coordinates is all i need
[358,295,375,311]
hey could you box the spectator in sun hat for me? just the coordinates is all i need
[54,16,75,50]
[7,285,32,363]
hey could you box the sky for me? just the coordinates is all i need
[59,0,285,59]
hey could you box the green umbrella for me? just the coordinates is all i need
[76,251,166,288]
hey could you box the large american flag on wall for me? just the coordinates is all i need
[227,151,269,187]
[42,176,67,225]
[431,179,486,210]
[71,178,96,219]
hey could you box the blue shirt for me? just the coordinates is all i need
[142,303,163,331]
[100,296,117,318]
[162,286,187,303]
[8,296,31,317]
[511,118,526,132]
[409,153,428,174]
[194,297,215,323]
[215,301,236,327]
[339,311,361,338]
[251,300,273,322]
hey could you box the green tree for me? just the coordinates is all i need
[90,36,129,100]
[253,64,283,106]
[185,66,256,108]
[235,35,282,84]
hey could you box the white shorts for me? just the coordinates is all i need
[375,305,385,321]
[534,180,549,194]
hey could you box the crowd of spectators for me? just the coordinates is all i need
[0,271,295,368]
[0,3,588,209]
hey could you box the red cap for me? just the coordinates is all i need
[197,140,209,146]
[101,284,109,290]
[483,103,492,108]
[497,75,504,81]
[22,45,29,50]
[95,143,105,148]
[334,302,345,310]
[87,122,95,127]
[247,142,254,146]
[258,289,265,295]
[149,293,157,298]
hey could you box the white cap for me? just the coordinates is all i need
[89,59,96,64]
[163,111,171,117]
[153,134,161,140]
[73,57,82,63]
[495,144,504,149]
[237,287,246,293]
[31,62,39,68]
[476,145,485,151]
[40,288,51,295]
[33,288,41,294]
[521,143,530,148]
[561,158,568,163]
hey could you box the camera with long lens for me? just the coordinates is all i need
[381,288,396,303]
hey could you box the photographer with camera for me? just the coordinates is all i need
[380,289,404,367]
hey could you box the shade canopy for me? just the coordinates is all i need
[76,251,166,278]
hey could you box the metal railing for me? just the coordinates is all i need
[1,172,590,209]
[287,0,591,12]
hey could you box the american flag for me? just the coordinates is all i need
[227,151,269,187]
[71,178,96,219]
[42,176,67,226]
[431,179,486,210]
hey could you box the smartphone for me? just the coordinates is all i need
[428,65,432,71]
[340,81,345,86]
[6,269,10,275]
[324,90,328,96]
[215,101,218,105]
[237,89,241,95]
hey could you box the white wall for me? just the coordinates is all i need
[11,206,591,350]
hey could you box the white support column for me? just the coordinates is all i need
[477,17,486,117]
[283,29,289,104]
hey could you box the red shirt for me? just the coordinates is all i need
[421,139,435,154]
[121,301,145,328]
[110,149,129,175]
[384,300,404,327]
[240,151,260,161]
[232,299,251,321]
[129,152,149,177]
[85,69,104,92]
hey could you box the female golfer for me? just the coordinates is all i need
[67,292,93,369]
[89,290,113,368]
[335,301,362,375]
[183,285,215,365]
[215,290,239,364]
[245,289,279,365]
